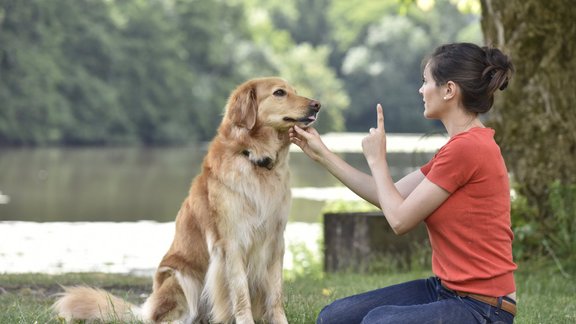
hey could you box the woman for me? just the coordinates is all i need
[289,43,517,323]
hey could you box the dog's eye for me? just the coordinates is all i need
[273,89,286,97]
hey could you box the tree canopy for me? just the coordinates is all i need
[0,0,480,146]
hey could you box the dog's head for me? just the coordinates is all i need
[225,77,321,132]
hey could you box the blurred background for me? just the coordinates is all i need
[1,0,574,275]
[0,0,482,147]
[0,0,478,274]
[0,0,480,223]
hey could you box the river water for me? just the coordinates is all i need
[0,133,445,274]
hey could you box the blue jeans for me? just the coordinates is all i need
[316,277,515,324]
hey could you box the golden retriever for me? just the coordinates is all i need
[53,77,321,323]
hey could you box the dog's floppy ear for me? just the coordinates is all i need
[227,83,258,130]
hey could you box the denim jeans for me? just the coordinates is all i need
[316,277,515,324]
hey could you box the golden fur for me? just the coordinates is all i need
[52,77,320,323]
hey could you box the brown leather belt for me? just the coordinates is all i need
[453,290,517,316]
[441,282,516,316]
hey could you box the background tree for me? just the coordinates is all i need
[260,0,481,133]
[0,0,482,146]
[0,0,73,145]
[481,0,576,261]
[241,1,349,134]
[336,0,481,132]
[0,0,352,145]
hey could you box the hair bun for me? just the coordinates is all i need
[427,42,514,114]
[498,79,509,91]
[482,46,514,93]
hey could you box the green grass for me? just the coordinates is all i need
[0,262,574,323]
[0,273,149,324]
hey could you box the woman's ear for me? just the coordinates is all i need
[443,81,458,100]
[227,83,258,130]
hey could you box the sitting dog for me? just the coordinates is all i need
[53,77,320,323]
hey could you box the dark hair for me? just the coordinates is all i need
[426,42,514,114]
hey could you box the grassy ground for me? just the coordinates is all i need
[0,262,574,323]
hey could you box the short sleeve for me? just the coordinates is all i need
[423,137,479,193]
[420,155,435,175]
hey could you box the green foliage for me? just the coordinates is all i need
[340,14,433,132]
[0,0,71,145]
[0,0,482,145]
[511,181,576,272]
[338,0,482,132]
[0,0,286,145]
[284,241,323,281]
[252,0,482,133]
[510,186,541,261]
[544,181,576,271]
[328,0,399,51]
[0,0,199,145]
[242,5,350,134]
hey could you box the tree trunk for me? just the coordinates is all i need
[323,212,428,273]
[480,0,576,217]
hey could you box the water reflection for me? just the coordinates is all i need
[0,142,436,223]
[0,134,445,274]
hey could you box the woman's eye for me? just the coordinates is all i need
[273,89,286,96]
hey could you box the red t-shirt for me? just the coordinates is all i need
[420,127,516,297]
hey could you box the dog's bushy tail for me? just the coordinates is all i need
[52,286,142,322]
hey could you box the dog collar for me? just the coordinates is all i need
[242,150,274,170]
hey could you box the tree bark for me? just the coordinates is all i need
[323,212,428,273]
[480,0,576,217]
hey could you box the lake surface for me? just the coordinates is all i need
[0,133,443,223]
[0,133,445,274]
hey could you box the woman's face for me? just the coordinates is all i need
[419,63,446,119]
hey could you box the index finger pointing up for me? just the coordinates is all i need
[376,104,384,132]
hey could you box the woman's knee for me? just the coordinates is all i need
[316,299,351,324]
[360,306,399,324]
[316,302,337,324]
[361,308,382,324]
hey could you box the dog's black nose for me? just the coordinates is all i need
[309,100,321,112]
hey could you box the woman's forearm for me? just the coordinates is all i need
[317,151,426,209]
[368,159,405,232]
[318,150,380,207]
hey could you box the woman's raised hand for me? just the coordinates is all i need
[362,104,387,166]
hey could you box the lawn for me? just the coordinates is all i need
[0,261,574,323]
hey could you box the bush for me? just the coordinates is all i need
[511,181,576,273]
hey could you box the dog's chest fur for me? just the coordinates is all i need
[202,132,292,248]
